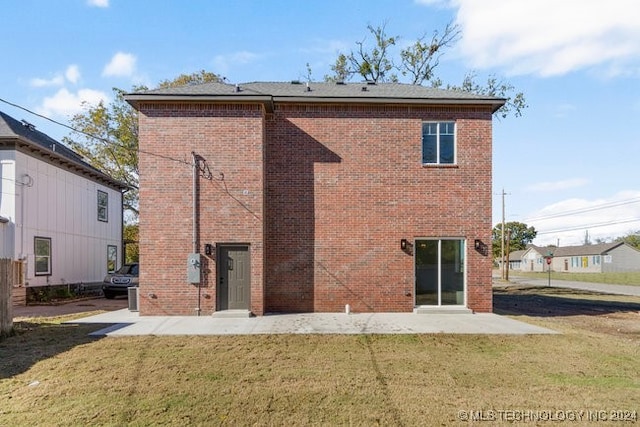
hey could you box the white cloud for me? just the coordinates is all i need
[87,0,109,7]
[102,52,137,77]
[524,191,640,245]
[30,74,65,88]
[449,0,640,77]
[65,65,81,84]
[29,65,81,87]
[213,51,260,75]
[525,178,589,192]
[36,88,109,118]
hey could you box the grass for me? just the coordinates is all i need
[504,270,640,286]
[1,291,639,426]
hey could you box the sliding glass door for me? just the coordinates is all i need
[415,239,465,306]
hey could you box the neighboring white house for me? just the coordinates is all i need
[519,242,640,273]
[0,111,126,296]
[507,249,525,270]
[520,245,552,272]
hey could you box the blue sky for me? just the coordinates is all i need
[1,0,639,246]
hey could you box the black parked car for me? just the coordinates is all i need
[102,263,139,299]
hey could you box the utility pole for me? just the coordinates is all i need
[500,188,510,280]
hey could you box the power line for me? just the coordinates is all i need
[524,197,640,222]
[536,217,640,235]
[0,96,192,167]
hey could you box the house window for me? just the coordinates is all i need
[98,190,108,222]
[107,245,117,273]
[422,121,455,165]
[415,239,465,306]
[34,237,51,276]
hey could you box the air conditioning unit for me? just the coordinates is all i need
[127,287,139,312]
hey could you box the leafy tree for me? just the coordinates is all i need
[327,53,350,83]
[124,223,139,263]
[64,70,222,223]
[157,70,222,88]
[398,22,460,85]
[616,231,640,250]
[324,23,527,118]
[64,88,141,220]
[492,222,537,258]
[440,72,527,119]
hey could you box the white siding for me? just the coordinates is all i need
[520,249,545,272]
[553,256,602,273]
[603,245,640,272]
[0,154,17,257]
[14,151,122,286]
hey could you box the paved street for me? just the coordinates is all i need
[494,274,640,297]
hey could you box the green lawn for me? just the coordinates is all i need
[1,289,639,426]
[507,270,640,286]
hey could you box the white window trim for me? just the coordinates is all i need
[414,237,467,307]
[107,245,117,273]
[34,236,52,276]
[98,190,108,222]
[422,121,457,165]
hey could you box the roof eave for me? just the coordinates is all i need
[125,94,275,112]
[0,136,129,191]
[125,93,506,114]
[274,95,506,112]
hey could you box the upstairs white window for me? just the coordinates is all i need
[422,121,456,165]
[98,190,108,222]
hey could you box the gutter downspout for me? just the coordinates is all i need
[121,188,128,267]
[18,174,33,260]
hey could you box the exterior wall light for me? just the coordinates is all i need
[474,239,488,256]
[205,243,214,256]
[401,239,408,250]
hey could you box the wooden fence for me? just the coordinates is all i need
[1,258,14,336]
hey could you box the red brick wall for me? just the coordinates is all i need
[265,104,493,313]
[137,103,264,315]
[137,101,494,315]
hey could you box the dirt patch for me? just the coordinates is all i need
[494,285,640,338]
[12,296,128,318]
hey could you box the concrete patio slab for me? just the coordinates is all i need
[69,309,556,336]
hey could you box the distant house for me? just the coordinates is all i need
[520,243,640,273]
[521,245,560,272]
[126,81,505,316]
[0,111,127,301]
[507,249,525,270]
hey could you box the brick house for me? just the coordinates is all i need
[126,81,504,316]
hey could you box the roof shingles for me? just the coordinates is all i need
[126,81,506,112]
[0,110,126,190]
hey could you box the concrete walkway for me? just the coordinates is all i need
[70,309,555,336]
[497,275,640,297]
